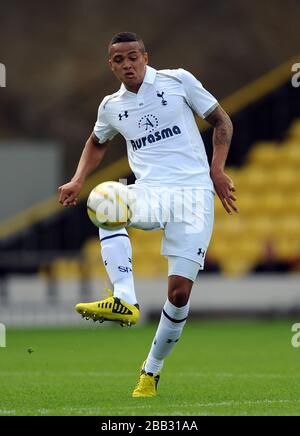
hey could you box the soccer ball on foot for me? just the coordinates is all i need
[87,181,132,230]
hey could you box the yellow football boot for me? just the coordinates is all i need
[75,289,140,327]
[132,361,160,397]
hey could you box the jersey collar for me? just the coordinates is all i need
[119,65,157,95]
[143,65,157,85]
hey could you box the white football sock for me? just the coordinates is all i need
[144,299,190,374]
[99,228,137,305]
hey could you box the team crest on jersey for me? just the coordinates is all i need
[157,91,167,105]
[138,114,159,133]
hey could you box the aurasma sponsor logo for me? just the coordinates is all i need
[130,125,182,151]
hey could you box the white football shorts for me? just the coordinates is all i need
[127,184,214,269]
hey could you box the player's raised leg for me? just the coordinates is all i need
[76,227,140,326]
[99,227,137,305]
[76,183,159,326]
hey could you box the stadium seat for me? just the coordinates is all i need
[284,194,300,215]
[275,237,300,259]
[82,238,100,257]
[273,168,300,191]
[209,119,300,275]
[235,193,258,216]
[236,167,270,190]
[51,258,82,279]
[280,141,300,167]
[247,142,281,167]
[287,119,300,141]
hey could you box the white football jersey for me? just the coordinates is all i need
[94,66,218,189]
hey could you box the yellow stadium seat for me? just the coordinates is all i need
[273,168,300,191]
[260,192,286,214]
[247,142,280,167]
[82,262,107,279]
[275,237,300,258]
[134,256,167,278]
[221,219,245,240]
[222,257,256,275]
[247,216,276,239]
[51,258,81,279]
[82,238,100,258]
[236,237,262,261]
[214,197,225,217]
[236,167,271,191]
[284,194,300,215]
[287,119,300,141]
[208,238,229,259]
[280,142,300,167]
[279,216,300,240]
[225,167,239,181]
[214,236,261,275]
[235,193,258,216]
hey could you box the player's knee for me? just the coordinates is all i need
[168,278,192,307]
[169,291,189,307]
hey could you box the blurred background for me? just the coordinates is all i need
[0,0,300,326]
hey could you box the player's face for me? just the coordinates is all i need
[109,42,148,93]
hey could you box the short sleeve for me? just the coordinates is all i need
[94,98,118,143]
[178,68,219,119]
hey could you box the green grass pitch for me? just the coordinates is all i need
[0,320,300,416]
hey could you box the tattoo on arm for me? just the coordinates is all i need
[205,105,233,148]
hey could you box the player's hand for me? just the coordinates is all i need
[210,168,239,215]
[58,180,82,207]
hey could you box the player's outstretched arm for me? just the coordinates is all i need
[58,133,109,207]
[205,105,238,215]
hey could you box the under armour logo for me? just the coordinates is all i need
[197,248,206,257]
[166,338,179,344]
[157,91,167,106]
[119,111,129,121]
[104,260,108,266]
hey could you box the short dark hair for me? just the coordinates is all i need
[108,32,146,53]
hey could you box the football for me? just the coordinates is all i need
[87,181,132,230]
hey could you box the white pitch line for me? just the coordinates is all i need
[2,399,300,416]
[56,399,300,411]
[99,398,300,412]
[0,410,16,415]
[193,399,300,408]
[45,398,300,414]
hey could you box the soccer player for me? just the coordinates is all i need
[58,32,237,397]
